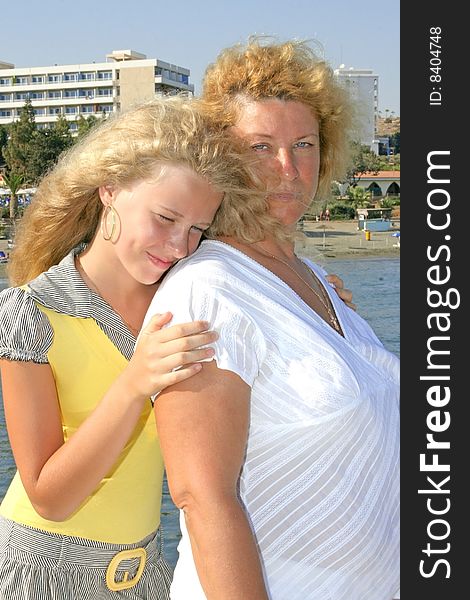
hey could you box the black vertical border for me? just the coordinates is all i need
[401,3,466,598]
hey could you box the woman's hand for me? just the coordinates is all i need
[326,274,356,311]
[123,312,218,400]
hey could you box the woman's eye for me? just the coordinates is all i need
[294,141,314,149]
[251,143,270,152]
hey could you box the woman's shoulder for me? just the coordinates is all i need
[185,240,243,267]
[159,241,263,305]
[167,240,260,281]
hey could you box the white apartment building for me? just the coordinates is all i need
[0,49,194,132]
[334,65,379,151]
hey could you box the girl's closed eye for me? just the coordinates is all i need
[157,214,175,224]
[191,225,207,234]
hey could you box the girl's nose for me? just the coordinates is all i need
[167,231,189,259]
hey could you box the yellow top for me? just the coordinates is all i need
[1,305,164,544]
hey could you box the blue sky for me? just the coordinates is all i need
[1,0,399,115]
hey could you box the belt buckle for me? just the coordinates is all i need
[105,547,147,591]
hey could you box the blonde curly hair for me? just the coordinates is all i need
[8,96,269,285]
[201,37,354,241]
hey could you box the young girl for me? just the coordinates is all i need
[0,96,254,599]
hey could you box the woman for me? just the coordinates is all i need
[0,97,254,599]
[145,39,400,599]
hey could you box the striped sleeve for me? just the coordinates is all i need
[0,287,53,363]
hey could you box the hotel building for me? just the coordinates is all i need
[0,49,194,133]
[334,65,379,151]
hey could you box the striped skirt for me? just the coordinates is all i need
[0,516,172,599]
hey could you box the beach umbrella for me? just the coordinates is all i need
[391,231,400,248]
[315,223,335,249]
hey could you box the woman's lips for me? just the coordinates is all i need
[268,191,302,202]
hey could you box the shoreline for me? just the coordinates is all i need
[295,219,400,260]
[0,221,400,281]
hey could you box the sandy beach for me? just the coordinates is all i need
[0,220,400,281]
[0,239,10,281]
[296,219,400,259]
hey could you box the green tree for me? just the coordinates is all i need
[28,116,73,183]
[389,132,400,154]
[0,125,9,168]
[347,185,372,208]
[345,142,381,187]
[3,99,36,182]
[54,114,73,144]
[3,171,24,220]
[76,114,99,138]
[329,202,356,220]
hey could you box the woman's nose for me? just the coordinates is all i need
[275,149,299,181]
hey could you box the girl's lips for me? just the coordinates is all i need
[146,252,174,270]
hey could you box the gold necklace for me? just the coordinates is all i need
[254,244,342,334]
[75,257,140,337]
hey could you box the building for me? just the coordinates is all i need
[354,170,400,197]
[334,65,379,151]
[0,49,194,133]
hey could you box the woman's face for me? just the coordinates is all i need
[231,98,320,228]
[100,164,223,284]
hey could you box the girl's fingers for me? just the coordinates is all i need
[158,363,204,389]
[326,273,343,288]
[159,330,218,356]
[158,347,215,374]
[339,288,353,303]
[134,318,218,396]
[143,312,174,332]
[151,319,212,343]
[326,273,356,311]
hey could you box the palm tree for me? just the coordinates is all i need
[3,171,24,220]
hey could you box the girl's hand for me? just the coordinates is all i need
[123,312,217,400]
[326,274,356,311]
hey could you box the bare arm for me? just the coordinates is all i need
[0,313,217,521]
[155,360,269,600]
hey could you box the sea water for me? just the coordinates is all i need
[0,256,399,568]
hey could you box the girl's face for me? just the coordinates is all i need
[100,164,223,284]
[231,98,320,229]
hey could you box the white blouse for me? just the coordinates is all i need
[145,240,400,600]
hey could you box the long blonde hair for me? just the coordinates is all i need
[8,96,261,285]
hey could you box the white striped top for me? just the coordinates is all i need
[147,240,400,600]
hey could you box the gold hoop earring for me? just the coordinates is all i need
[101,205,118,241]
